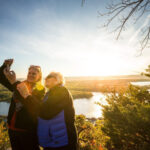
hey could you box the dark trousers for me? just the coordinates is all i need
[44,145,70,150]
[8,129,40,150]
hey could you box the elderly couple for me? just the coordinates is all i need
[0,59,79,150]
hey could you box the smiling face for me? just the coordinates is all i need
[45,77,58,89]
[27,68,41,83]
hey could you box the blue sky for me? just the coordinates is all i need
[0,0,150,77]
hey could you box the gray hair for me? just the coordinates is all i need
[46,72,65,85]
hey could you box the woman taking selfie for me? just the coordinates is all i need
[0,59,45,150]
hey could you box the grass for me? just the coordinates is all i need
[65,78,143,93]
[70,90,93,99]
[0,85,12,102]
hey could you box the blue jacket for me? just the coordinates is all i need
[38,110,68,147]
[37,91,68,147]
[25,85,78,149]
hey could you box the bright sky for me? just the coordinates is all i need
[0,0,150,78]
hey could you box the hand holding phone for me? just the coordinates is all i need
[3,59,14,70]
[3,69,16,84]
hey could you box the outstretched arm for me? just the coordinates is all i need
[16,82,44,115]
[17,84,69,120]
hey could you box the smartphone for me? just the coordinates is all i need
[4,59,14,72]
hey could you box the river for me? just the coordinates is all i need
[0,81,150,118]
[0,92,106,118]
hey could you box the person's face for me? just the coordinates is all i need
[27,68,40,83]
[45,77,57,89]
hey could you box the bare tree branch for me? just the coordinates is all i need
[140,26,150,51]
[82,0,150,51]
[101,0,150,51]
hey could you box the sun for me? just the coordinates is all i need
[81,53,124,76]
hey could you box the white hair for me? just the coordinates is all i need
[46,72,65,85]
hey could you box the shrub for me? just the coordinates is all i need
[0,121,10,150]
[101,85,150,150]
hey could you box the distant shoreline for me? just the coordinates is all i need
[18,74,150,81]
[1,78,150,103]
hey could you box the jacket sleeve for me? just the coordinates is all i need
[24,87,69,120]
[11,85,44,117]
[39,88,69,120]
[0,64,14,92]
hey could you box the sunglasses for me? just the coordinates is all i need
[29,65,41,72]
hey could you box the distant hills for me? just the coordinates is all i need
[65,75,150,81]
[17,75,150,81]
